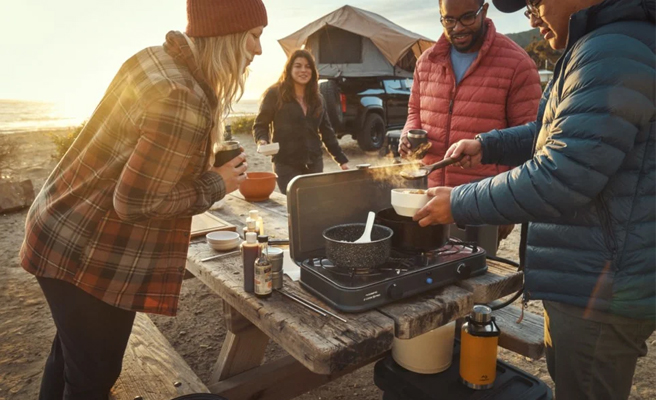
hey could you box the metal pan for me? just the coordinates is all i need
[323,223,393,269]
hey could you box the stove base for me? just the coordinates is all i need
[299,252,488,313]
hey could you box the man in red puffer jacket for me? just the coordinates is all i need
[400,0,541,242]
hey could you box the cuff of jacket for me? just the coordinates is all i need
[451,183,482,226]
[197,171,226,208]
[451,178,514,226]
[335,153,349,165]
[478,130,503,165]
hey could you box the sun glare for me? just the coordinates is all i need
[53,98,95,126]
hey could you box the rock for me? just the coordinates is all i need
[0,179,35,213]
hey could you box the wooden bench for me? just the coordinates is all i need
[110,313,209,400]
[493,305,545,360]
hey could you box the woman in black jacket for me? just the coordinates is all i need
[253,49,349,194]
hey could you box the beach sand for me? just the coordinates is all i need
[0,126,654,399]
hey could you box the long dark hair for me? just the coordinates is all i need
[276,49,322,117]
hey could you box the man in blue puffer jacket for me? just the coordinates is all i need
[414,0,655,398]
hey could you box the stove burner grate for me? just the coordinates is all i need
[310,258,385,277]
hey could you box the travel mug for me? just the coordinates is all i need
[406,129,428,152]
[214,141,242,168]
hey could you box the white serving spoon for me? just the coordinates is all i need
[354,211,376,243]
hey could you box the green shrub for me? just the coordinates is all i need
[230,115,256,136]
[51,122,86,161]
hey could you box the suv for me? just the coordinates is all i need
[320,77,413,151]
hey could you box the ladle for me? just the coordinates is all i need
[354,211,376,243]
[400,156,464,180]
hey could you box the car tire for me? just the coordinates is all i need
[358,113,386,151]
[319,80,343,131]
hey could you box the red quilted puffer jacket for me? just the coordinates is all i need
[404,19,542,188]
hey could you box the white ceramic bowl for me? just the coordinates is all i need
[206,231,241,251]
[391,188,429,217]
[257,142,280,156]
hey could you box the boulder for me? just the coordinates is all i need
[0,179,35,213]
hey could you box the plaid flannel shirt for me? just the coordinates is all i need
[20,32,224,316]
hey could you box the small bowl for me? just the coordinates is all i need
[257,142,280,156]
[239,172,278,202]
[206,231,241,251]
[391,188,429,217]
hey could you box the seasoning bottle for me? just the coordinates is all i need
[242,219,258,238]
[248,210,265,235]
[254,235,272,298]
[460,305,500,390]
[241,232,258,293]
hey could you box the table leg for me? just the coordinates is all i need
[209,301,270,386]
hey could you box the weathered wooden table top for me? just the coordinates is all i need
[186,191,522,375]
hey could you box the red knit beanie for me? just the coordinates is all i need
[186,0,268,38]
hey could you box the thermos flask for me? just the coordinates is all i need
[460,305,500,389]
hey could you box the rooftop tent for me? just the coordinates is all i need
[278,5,435,79]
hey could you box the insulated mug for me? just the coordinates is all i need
[406,129,428,151]
[214,141,242,168]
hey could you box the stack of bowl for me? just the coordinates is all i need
[206,231,241,251]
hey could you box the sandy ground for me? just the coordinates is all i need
[0,126,654,400]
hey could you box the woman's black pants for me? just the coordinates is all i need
[36,277,136,400]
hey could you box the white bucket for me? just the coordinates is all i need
[392,321,456,374]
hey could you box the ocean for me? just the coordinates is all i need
[0,98,260,135]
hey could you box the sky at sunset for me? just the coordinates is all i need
[0,0,530,119]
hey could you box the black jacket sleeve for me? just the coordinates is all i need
[318,98,348,165]
[253,87,277,143]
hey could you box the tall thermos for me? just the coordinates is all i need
[460,305,500,389]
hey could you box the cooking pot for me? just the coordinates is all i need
[375,208,450,252]
[323,223,393,269]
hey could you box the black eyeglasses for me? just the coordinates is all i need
[524,0,542,19]
[440,4,485,29]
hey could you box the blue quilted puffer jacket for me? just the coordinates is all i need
[451,0,655,320]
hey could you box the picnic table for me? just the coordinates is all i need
[185,190,526,400]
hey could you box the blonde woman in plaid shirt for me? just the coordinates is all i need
[19,1,267,398]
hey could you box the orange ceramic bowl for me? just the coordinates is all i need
[239,172,278,202]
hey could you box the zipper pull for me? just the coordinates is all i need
[449,99,454,114]
[516,291,529,324]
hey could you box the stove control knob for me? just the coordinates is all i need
[387,284,403,300]
[457,263,471,278]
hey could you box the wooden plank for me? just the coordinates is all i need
[190,211,236,238]
[209,353,389,400]
[493,305,545,360]
[456,259,523,303]
[230,190,289,218]
[186,248,395,375]
[110,313,208,400]
[209,302,269,384]
[377,285,474,339]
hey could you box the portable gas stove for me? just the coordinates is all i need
[299,240,486,312]
[287,164,490,313]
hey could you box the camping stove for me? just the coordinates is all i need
[299,240,486,312]
[287,164,489,313]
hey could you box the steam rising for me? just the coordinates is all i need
[352,145,429,188]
